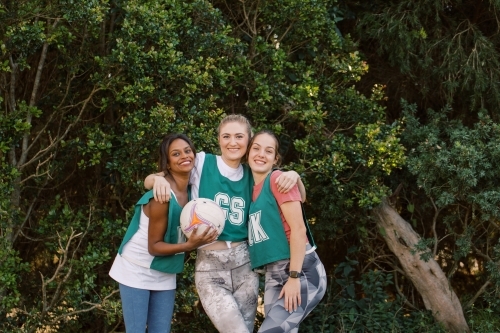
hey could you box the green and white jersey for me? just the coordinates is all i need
[248,172,317,270]
[248,174,291,269]
[116,190,186,274]
[197,153,253,242]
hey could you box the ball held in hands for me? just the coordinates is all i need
[180,198,226,239]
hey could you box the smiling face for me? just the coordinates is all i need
[218,121,250,168]
[166,138,195,175]
[247,132,279,182]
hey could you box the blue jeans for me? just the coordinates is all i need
[119,283,175,333]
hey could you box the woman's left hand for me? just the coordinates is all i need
[279,277,301,312]
[275,171,300,193]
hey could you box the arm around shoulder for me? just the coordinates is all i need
[275,170,307,201]
[144,172,164,190]
[144,173,171,203]
[297,178,306,202]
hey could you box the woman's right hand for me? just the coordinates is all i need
[153,175,171,203]
[186,226,218,249]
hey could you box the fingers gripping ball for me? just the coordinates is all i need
[180,198,226,239]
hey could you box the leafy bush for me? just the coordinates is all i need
[301,259,445,333]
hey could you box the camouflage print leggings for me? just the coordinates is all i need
[258,249,327,333]
[195,243,259,333]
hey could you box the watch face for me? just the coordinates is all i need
[289,271,300,278]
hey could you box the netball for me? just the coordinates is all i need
[180,198,226,239]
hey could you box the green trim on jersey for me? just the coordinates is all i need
[198,154,252,242]
[118,190,187,274]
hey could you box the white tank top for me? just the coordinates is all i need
[109,206,176,290]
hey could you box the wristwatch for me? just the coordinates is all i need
[289,271,301,278]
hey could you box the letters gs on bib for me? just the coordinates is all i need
[214,192,245,226]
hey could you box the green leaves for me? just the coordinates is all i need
[405,105,500,214]
[356,0,500,114]
[0,0,412,331]
[302,259,445,333]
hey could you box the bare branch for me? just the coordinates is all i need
[340,163,362,184]
[20,73,76,162]
[20,153,54,184]
[18,229,57,242]
[8,55,17,113]
[252,0,261,37]
[361,254,395,273]
[40,271,48,316]
[20,19,61,167]
[43,229,81,312]
[288,39,312,55]
[109,319,123,333]
[110,195,129,213]
[46,207,93,311]
[277,19,297,43]
[19,85,103,170]
[447,261,459,279]
[30,19,61,107]
[44,230,78,287]
[48,266,73,312]
[430,197,442,257]
[39,206,93,321]
[465,279,491,309]
[241,1,256,36]
[473,245,492,262]
[489,220,500,231]
[223,1,251,39]
[8,55,19,167]
[46,289,120,327]
[393,270,418,310]
[12,189,42,242]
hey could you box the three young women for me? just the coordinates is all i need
[247,130,327,333]
[144,115,303,333]
[109,133,217,333]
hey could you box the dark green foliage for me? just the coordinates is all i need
[354,0,500,114]
[467,285,500,332]
[171,258,218,333]
[301,258,446,333]
[336,0,500,329]
[400,102,500,311]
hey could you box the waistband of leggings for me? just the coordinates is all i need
[195,242,250,271]
[266,244,317,272]
[305,243,316,254]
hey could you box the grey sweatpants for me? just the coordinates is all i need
[195,242,259,333]
[258,250,327,333]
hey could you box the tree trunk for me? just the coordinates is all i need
[373,201,470,333]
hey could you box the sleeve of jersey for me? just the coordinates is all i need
[270,170,302,206]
